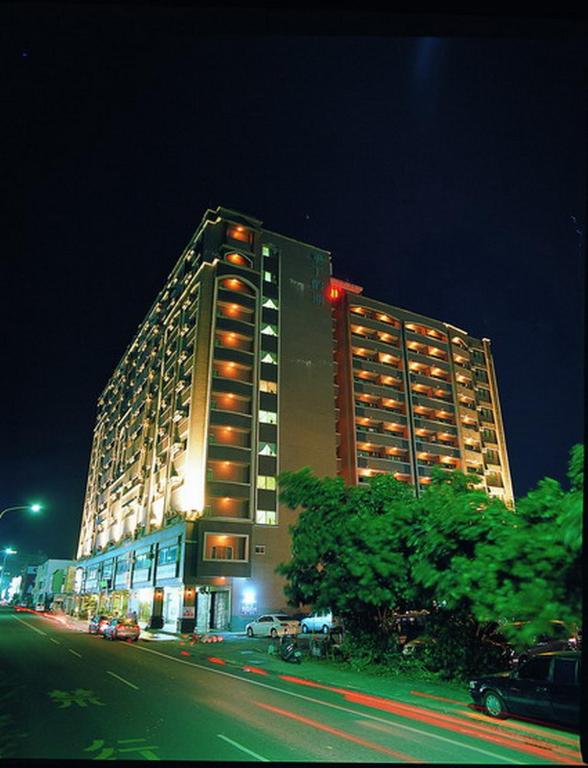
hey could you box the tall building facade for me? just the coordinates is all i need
[330,278,514,505]
[75,207,336,631]
[74,207,513,632]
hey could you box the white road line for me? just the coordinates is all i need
[106,670,139,690]
[68,648,82,658]
[13,617,47,636]
[49,638,61,645]
[217,734,269,762]
[125,644,521,764]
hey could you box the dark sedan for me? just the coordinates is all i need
[88,614,111,635]
[469,651,580,729]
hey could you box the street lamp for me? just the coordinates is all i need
[0,504,43,523]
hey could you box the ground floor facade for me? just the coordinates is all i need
[69,520,290,633]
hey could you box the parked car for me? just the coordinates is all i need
[503,620,580,665]
[103,617,141,642]
[469,651,580,729]
[300,611,342,634]
[245,614,300,638]
[34,603,46,612]
[88,614,112,635]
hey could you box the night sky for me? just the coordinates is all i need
[3,7,585,560]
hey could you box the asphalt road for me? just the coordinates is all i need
[0,608,582,763]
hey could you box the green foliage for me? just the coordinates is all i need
[277,470,417,634]
[278,446,583,680]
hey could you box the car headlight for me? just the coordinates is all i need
[469,681,478,689]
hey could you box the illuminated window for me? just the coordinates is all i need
[256,509,277,525]
[257,475,276,490]
[262,245,271,257]
[219,277,254,295]
[225,252,252,268]
[227,225,252,244]
[258,442,277,456]
[259,380,277,394]
[261,352,278,365]
[204,533,248,561]
[262,297,279,310]
[263,270,277,284]
[261,324,278,336]
[259,410,277,424]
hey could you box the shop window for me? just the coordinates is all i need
[157,545,178,566]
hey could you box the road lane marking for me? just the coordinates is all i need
[13,617,47,636]
[49,638,61,645]
[217,734,269,761]
[106,671,139,690]
[124,643,521,764]
[68,649,82,658]
[255,701,417,762]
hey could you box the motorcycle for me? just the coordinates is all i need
[280,633,302,664]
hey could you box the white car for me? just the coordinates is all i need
[245,614,300,638]
[300,611,338,634]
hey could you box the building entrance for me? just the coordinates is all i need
[210,590,230,631]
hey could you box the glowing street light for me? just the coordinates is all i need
[0,504,43,523]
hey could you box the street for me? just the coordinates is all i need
[0,608,582,764]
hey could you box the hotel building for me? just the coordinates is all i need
[73,207,513,632]
[330,278,513,503]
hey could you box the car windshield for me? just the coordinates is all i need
[120,619,137,626]
[276,615,292,621]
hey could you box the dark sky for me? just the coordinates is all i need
[2,7,585,560]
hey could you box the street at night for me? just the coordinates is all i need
[0,608,582,764]
[3,6,585,765]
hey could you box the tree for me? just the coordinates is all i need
[407,468,514,677]
[471,445,583,646]
[277,469,417,637]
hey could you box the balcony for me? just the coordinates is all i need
[212,360,253,384]
[413,415,457,435]
[405,327,448,346]
[355,430,408,450]
[208,443,251,462]
[209,410,251,431]
[207,481,250,500]
[355,405,407,425]
[211,392,252,416]
[214,332,254,355]
[208,425,250,448]
[215,314,255,334]
[208,461,250,484]
[414,440,460,458]
[357,456,412,474]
